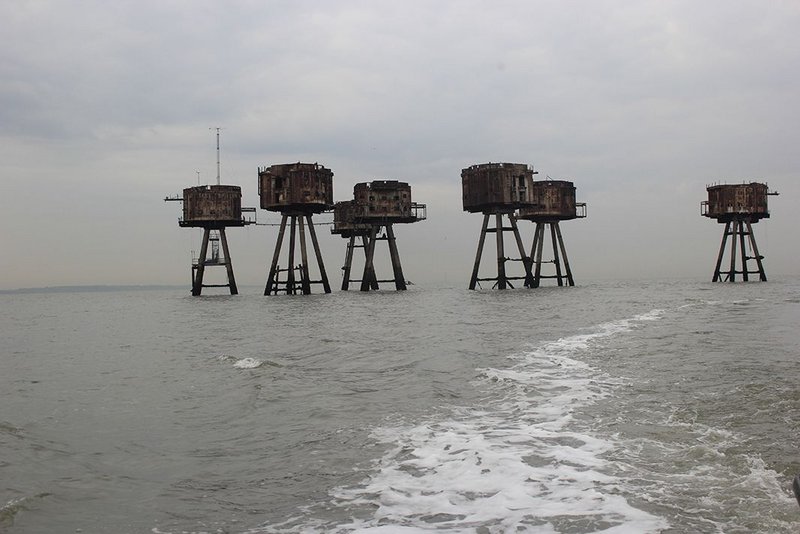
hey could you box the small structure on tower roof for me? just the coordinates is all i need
[334,180,426,291]
[258,162,334,295]
[517,179,586,287]
[701,181,777,282]
[462,162,536,290]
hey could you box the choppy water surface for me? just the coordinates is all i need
[1,279,799,533]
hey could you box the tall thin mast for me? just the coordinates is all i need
[211,127,221,185]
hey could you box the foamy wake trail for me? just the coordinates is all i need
[266,311,668,533]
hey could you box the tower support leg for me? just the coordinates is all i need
[712,218,768,283]
[738,220,749,282]
[554,222,575,286]
[265,213,331,295]
[361,226,379,292]
[712,221,730,282]
[306,214,331,293]
[218,228,238,295]
[495,213,507,289]
[192,228,211,296]
[364,235,379,290]
[469,212,529,290]
[509,216,533,287]
[531,222,546,288]
[728,220,738,282]
[528,221,575,287]
[746,221,768,281]
[342,235,355,291]
[550,223,564,286]
[386,224,407,290]
[287,216,298,293]
[298,216,312,295]
[265,215,288,295]
[469,214,490,290]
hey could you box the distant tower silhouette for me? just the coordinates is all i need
[166,185,253,296]
[517,180,586,287]
[462,163,536,290]
[259,163,334,295]
[333,181,426,291]
[701,182,778,282]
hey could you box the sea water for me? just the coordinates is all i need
[1,278,799,533]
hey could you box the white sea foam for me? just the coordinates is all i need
[233,357,263,369]
[279,310,671,533]
[610,416,795,533]
[218,354,265,369]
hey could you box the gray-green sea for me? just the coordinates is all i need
[2,278,799,533]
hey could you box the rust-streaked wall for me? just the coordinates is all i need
[461,163,535,213]
[352,180,417,222]
[704,183,770,221]
[518,180,578,221]
[181,185,243,227]
[332,200,370,237]
[258,162,333,213]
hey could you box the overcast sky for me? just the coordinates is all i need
[1,0,797,290]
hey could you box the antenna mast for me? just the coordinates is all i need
[211,127,221,185]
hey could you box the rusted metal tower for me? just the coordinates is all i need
[334,181,426,291]
[165,185,255,296]
[701,182,778,282]
[462,163,536,290]
[517,180,586,287]
[258,162,334,295]
[332,200,376,290]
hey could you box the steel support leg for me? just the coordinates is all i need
[495,213,507,289]
[265,214,288,295]
[341,235,355,291]
[364,235,379,290]
[361,226,379,292]
[192,228,211,296]
[532,223,546,288]
[298,216,311,295]
[550,223,564,286]
[306,214,331,294]
[386,224,407,290]
[219,228,238,295]
[738,220,749,282]
[554,222,575,286]
[469,214,490,290]
[728,219,737,282]
[509,216,533,287]
[287,216,297,293]
[746,221,767,281]
[712,221,730,282]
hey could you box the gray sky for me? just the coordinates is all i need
[2,0,798,290]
